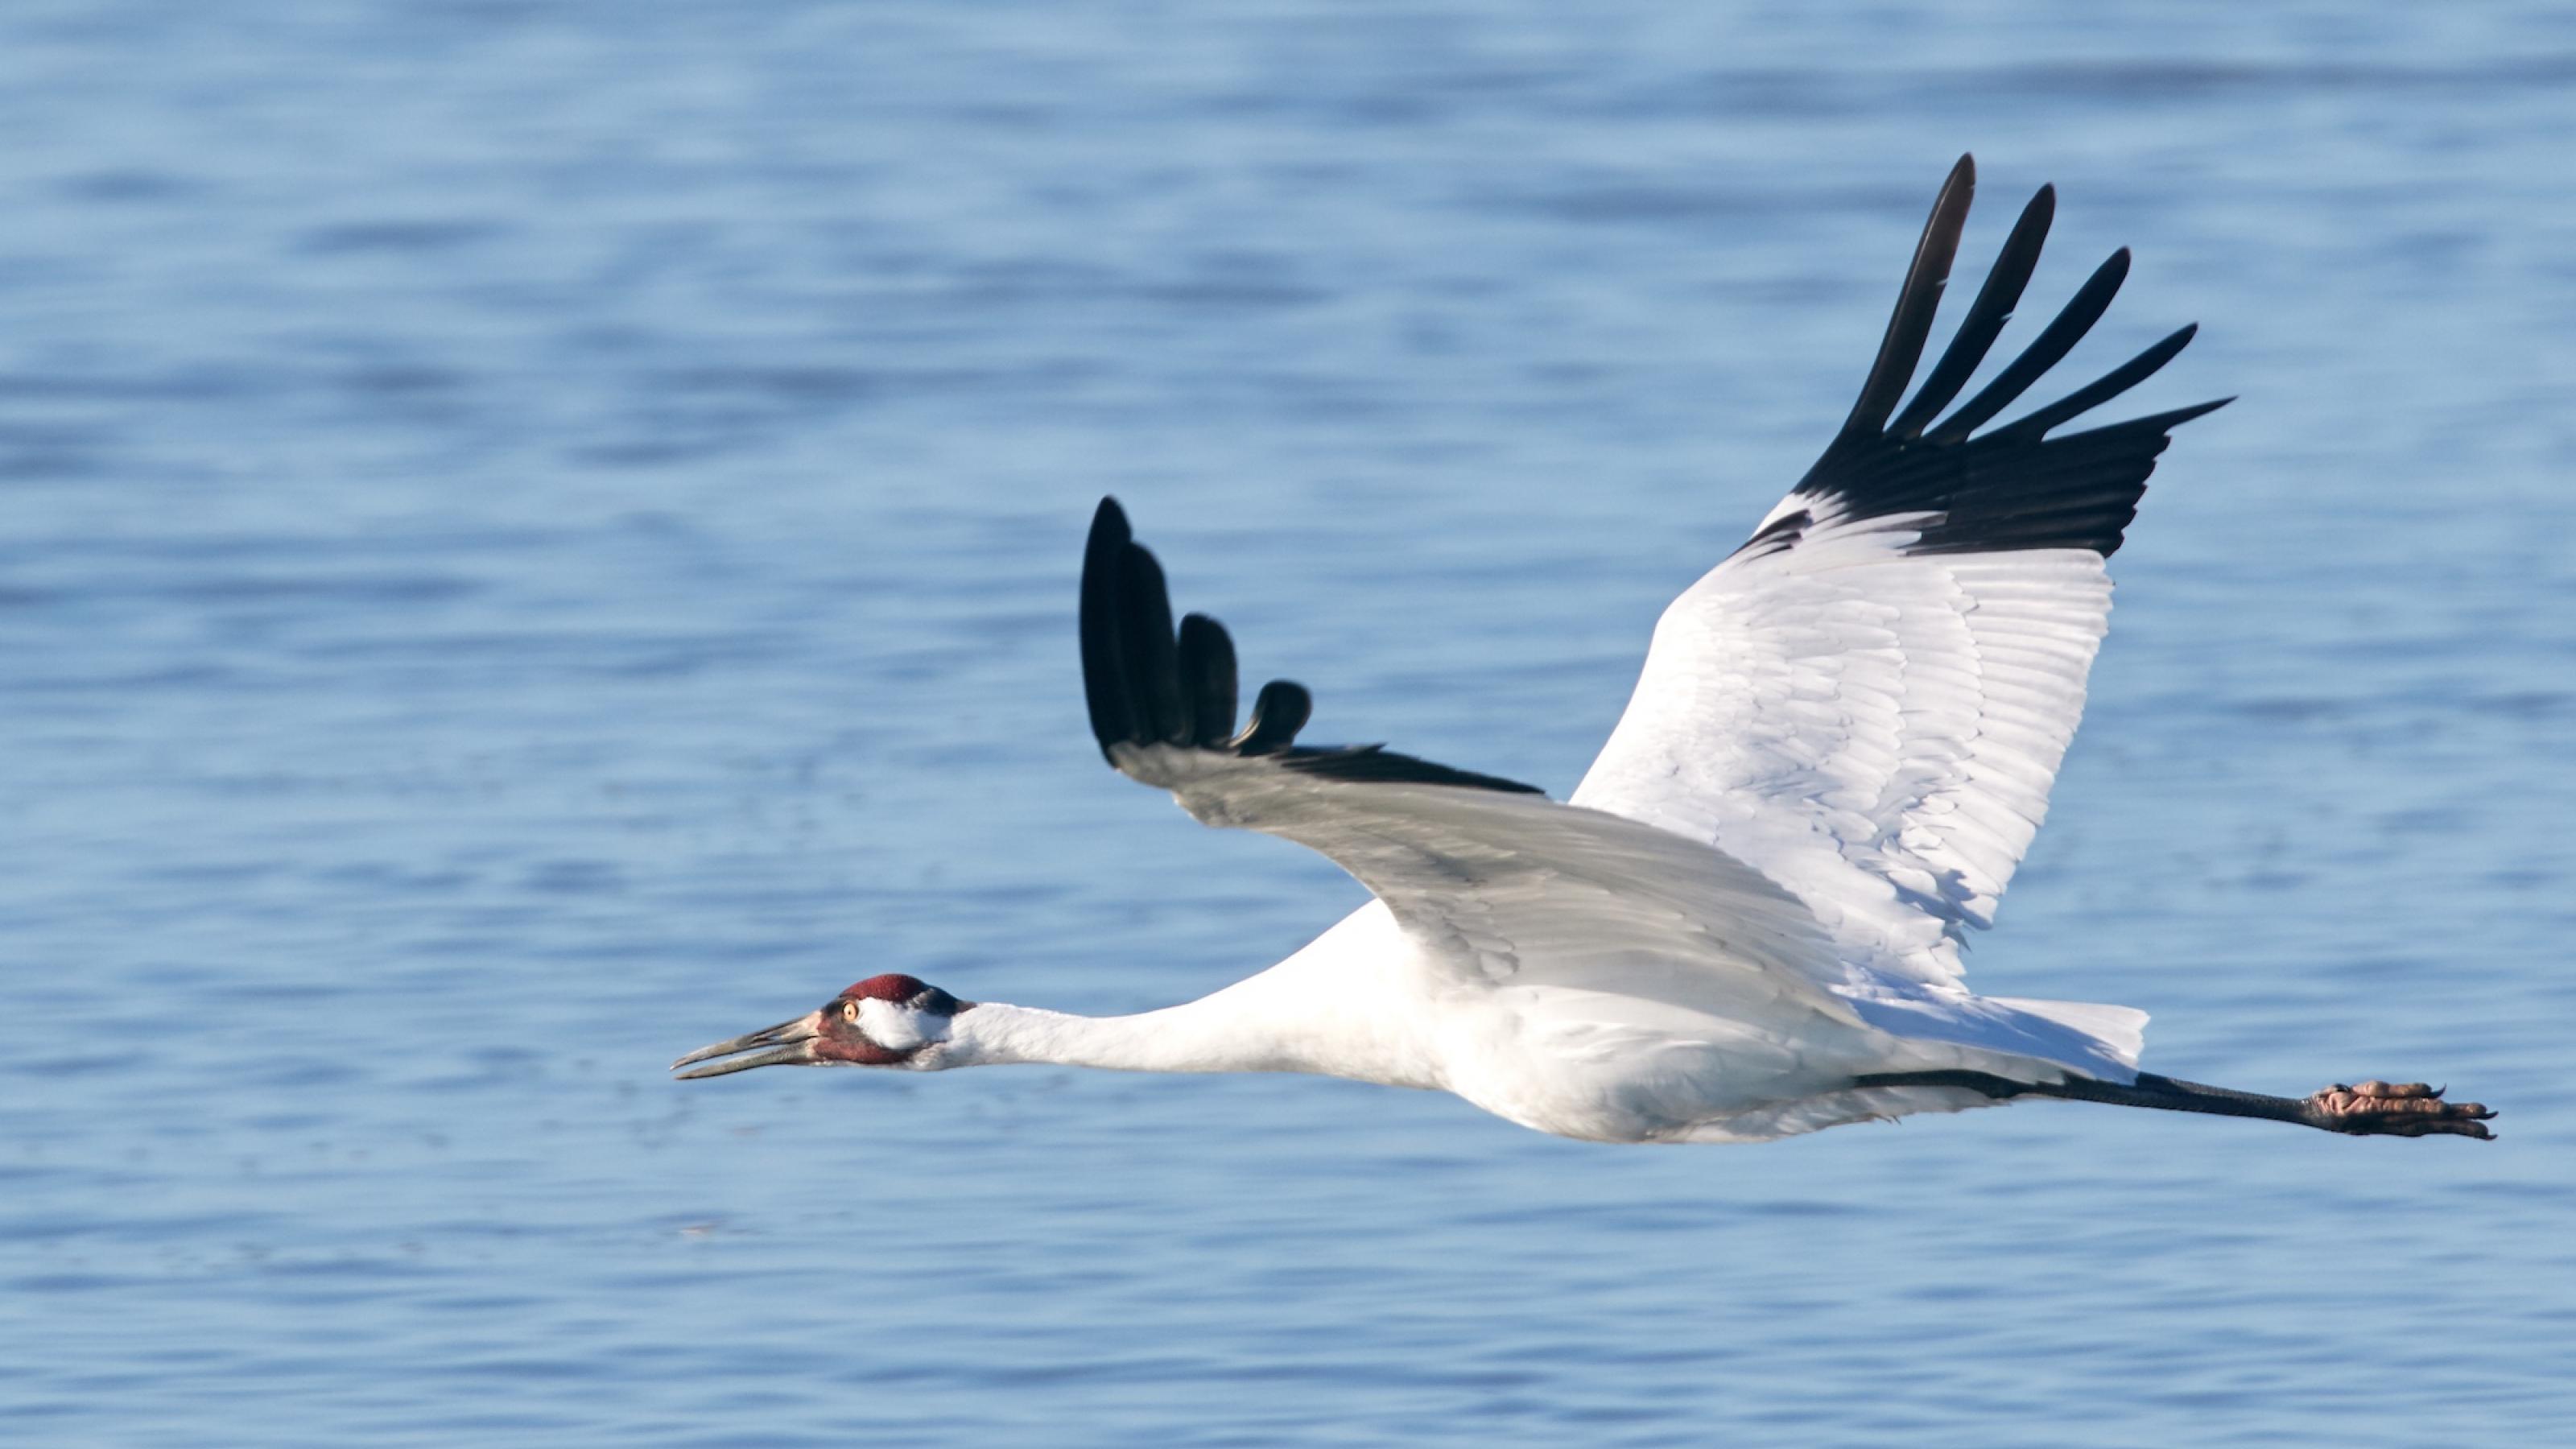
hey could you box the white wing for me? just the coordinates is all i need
[1124,746,1861,1025]
[1079,497,1860,1026]
[1573,155,2225,990]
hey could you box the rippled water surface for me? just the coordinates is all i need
[6,3,2574,1443]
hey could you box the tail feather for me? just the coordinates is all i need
[1843,991,2149,1084]
[1988,995,2149,1073]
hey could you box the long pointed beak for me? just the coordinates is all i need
[671,1009,826,1080]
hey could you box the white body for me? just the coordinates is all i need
[942,901,2130,1143]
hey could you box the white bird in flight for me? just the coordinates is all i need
[676,155,2493,1143]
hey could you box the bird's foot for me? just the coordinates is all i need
[2304,1080,2495,1139]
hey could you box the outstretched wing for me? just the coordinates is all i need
[1080,497,1856,1022]
[1572,155,2227,991]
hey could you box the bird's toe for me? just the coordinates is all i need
[2306,1081,2496,1139]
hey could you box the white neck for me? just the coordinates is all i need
[940,997,1308,1075]
[932,909,1441,1088]
[936,968,1436,1088]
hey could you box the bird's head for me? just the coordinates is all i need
[671,973,972,1079]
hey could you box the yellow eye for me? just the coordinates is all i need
[842,1001,860,1023]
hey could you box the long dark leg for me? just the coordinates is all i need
[1852,1070,2496,1139]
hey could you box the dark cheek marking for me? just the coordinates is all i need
[815,1034,917,1067]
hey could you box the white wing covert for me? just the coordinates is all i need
[1080,498,1860,1025]
[1573,155,2227,991]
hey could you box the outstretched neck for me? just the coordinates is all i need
[942,998,1304,1075]
[938,980,1435,1088]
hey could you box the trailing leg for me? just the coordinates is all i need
[1852,1069,2495,1139]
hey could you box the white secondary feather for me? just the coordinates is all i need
[1571,503,2116,993]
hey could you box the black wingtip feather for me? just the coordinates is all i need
[1888,184,2054,440]
[1175,613,1238,748]
[1785,167,2221,562]
[1078,497,1136,757]
[1112,542,1188,745]
[1235,680,1311,754]
[1075,502,1545,796]
[1840,154,1976,442]
[1996,322,2199,441]
[1923,246,2131,446]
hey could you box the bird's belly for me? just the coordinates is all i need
[1430,990,1880,1144]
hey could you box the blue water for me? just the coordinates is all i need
[6,4,2574,1443]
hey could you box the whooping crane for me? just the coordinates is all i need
[675,155,2493,1144]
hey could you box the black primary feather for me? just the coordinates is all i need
[1175,613,1237,749]
[1836,154,1976,444]
[1887,183,2053,440]
[1077,498,1544,795]
[1790,155,2229,561]
[1233,680,1311,755]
